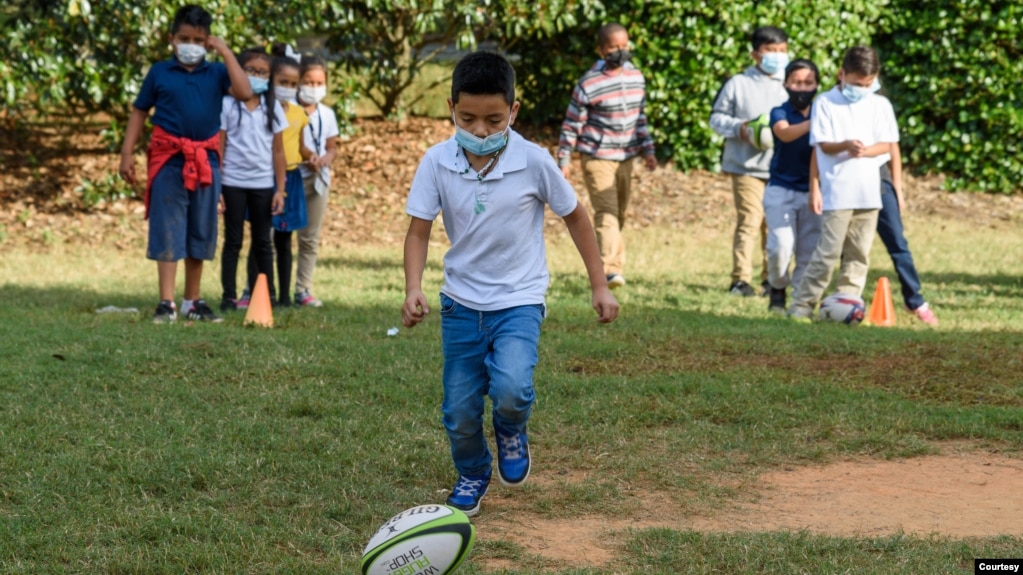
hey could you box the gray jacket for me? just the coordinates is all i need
[710,66,788,179]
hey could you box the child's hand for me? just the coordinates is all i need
[119,154,136,186]
[307,153,321,171]
[847,139,868,157]
[205,36,230,57]
[218,195,226,215]
[738,120,752,144]
[402,290,430,327]
[643,155,657,172]
[809,187,823,215]
[592,287,619,323]
[272,191,285,215]
[560,165,571,180]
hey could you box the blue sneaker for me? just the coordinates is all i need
[495,427,531,486]
[446,473,490,517]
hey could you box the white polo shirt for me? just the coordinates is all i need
[220,95,288,189]
[406,130,579,311]
[810,86,899,211]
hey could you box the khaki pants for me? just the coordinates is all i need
[790,208,879,315]
[582,156,634,276]
[731,174,768,285]
[295,174,330,294]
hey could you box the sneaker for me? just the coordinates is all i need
[184,299,224,323]
[220,298,238,312]
[446,473,491,517]
[606,274,626,289]
[787,306,813,323]
[768,287,787,314]
[152,300,177,324]
[494,426,531,486]
[728,280,756,297]
[236,290,251,311]
[911,302,938,326]
[295,290,323,307]
[760,280,771,297]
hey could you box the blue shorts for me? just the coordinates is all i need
[147,154,222,262]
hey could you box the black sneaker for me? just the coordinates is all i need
[185,299,224,323]
[768,287,787,314]
[220,297,238,312]
[152,300,177,324]
[728,280,756,297]
[760,280,771,297]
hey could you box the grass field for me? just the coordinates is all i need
[1,204,1021,573]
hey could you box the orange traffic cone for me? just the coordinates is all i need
[865,276,896,327]
[244,273,274,328]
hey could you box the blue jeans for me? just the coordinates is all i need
[876,180,925,310]
[439,293,543,477]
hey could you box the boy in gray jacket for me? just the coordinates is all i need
[710,26,789,297]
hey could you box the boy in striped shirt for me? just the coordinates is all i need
[558,23,657,289]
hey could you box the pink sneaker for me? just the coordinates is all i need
[912,302,938,326]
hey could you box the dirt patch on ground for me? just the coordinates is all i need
[473,451,1023,570]
[3,117,1023,251]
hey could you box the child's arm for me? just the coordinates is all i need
[118,107,149,186]
[772,118,811,143]
[563,204,619,323]
[557,84,589,178]
[207,36,253,101]
[271,132,286,215]
[710,80,751,144]
[320,136,339,172]
[818,140,889,158]
[402,217,434,328]
[890,141,905,212]
[218,129,228,214]
[808,149,822,215]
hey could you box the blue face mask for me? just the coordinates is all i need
[760,52,789,76]
[453,116,513,156]
[249,76,269,95]
[841,78,881,103]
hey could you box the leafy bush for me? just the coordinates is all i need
[76,172,135,209]
[876,1,1023,193]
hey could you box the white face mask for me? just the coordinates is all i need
[175,43,207,65]
[274,86,298,103]
[298,85,327,104]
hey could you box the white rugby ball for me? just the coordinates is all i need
[361,504,476,575]
[745,113,774,151]
[819,293,866,325]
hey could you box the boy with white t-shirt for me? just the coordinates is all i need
[788,46,899,320]
[402,51,618,517]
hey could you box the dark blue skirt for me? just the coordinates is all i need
[273,169,308,232]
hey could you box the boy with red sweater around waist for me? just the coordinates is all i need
[119,4,251,323]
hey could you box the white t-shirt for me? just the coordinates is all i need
[299,103,341,192]
[220,95,288,189]
[406,130,579,311]
[810,86,899,211]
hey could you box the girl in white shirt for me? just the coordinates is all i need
[218,48,287,310]
[293,55,341,307]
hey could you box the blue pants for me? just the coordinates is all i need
[876,180,925,311]
[439,293,544,477]
[147,154,221,262]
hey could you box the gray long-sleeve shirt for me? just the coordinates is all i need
[710,66,788,179]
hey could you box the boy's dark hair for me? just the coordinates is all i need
[751,26,788,50]
[598,22,627,46]
[842,46,881,77]
[238,48,276,133]
[784,58,820,84]
[299,54,328,81]
[171,5,212,35]
[451,51,515,105]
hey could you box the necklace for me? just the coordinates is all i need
[458,146,503,182]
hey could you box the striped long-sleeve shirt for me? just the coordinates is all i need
[557,61,655,167]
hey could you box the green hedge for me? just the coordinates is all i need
[512,0,1023,193]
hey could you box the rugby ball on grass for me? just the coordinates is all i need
[745,113,774,150]
[819,293,866,325]
[361,504,476,575]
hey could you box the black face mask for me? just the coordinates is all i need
[604,49,631,68]
[786,88,817,110]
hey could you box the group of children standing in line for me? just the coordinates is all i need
[711,26,938,325]
[119,5,339,323]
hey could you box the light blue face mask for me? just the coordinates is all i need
[760,52,789,76]
[453,116,512,156]
[249,76,269,95]
[841,78,881,103]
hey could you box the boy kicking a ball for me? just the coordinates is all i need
[402,51,619,517]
